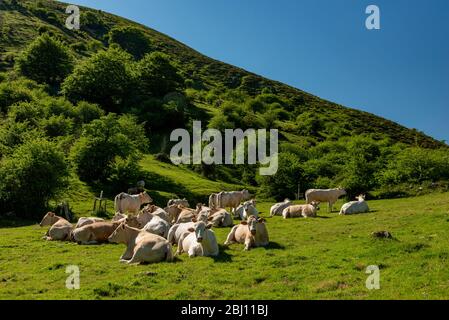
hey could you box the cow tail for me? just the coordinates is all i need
[165,243,174,262]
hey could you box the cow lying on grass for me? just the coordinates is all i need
[176,221,219,257]
[167,214,209,245]
[270,199,293,217]
[340,195,369,215]
[207,208,233,227]
[234,200,258,220]
[282,202,320,218]
[75,217,105,229]
[142,215,171,238]
[39,212,72,241]
[108,223,173,264]
[72,217,139,245]
[224,215,269,251]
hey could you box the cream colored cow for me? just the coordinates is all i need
[108,223,173,264]
[75,217,105,229]
[305,188,346,212]
[39,212,72,241]
[282,202,320,218]
[224,216,269,251]
[114,192,152,214]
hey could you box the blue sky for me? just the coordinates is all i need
[71,0,449,142]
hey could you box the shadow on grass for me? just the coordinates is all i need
[264,241,285,250]
[0,218,37,229]
[211,244,234,263]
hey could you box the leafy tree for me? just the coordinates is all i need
[70,114,148,183]
[0,139,69,218]
[16,33,73,86]
[62,47,134,112]
[136,52,183,98]
[108,26,152,59]
[258,152,305,201]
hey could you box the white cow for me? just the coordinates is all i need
[270,199,293,217]
[305,188,346,212]
[167,214,208,245]
[224,216,269,251]
[217,190,252,213]
[142,215,171,239]
[114,192,152,214]
[339,195,370,215]
[208,208,233,227]
[234,201,259,220]
[176,221,219,257]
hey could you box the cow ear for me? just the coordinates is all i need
[188,228,194,232]
[240,221,248,225]
[206,223,213,229]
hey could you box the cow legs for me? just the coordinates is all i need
[224,225,238,245]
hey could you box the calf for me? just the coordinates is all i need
[282,202,320,218]
[108,223,173,264]
[176,221,219,257]
[39,212,72,241]
[224,216,269,250]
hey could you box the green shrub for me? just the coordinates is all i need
[0,139,69,217]
[15,33,74,86]
[108,26,151,60]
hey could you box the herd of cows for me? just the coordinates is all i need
[39,188,370,264]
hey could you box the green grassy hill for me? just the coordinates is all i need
[0,0,444,149]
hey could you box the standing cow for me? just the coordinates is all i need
[305,188,346,212]
[114,192,152,214]
[217,190,252,214]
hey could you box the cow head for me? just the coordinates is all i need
[311,201,320,211]
[188,221,213,243]
[108,223,127,244]
[356,194,366,201]
[242,215,258,235]
[337,187,347,196]
[39,212,57,227]
[140,192,153,204]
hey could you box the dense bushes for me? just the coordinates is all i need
[108,26,152,60]
[15,33,73,87]
[0,139,69,218]
[70,114,148,184]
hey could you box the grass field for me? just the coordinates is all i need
[1,192,449,300]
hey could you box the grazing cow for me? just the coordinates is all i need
[176,221,219,257]
[234,201,259,220]
[72,217,139,245]
[114,192,152,214]
[208,208,233,227]
[270,199,293,217]
[167,198,190,208]
[142,215,171,239]
[108,223,173,264]
[224,216,269,251]
[339,195,370,215]
[305,188,346,212]
[39,212,72,241]
[75,217,105,229]
[282,202,320,219]
[217,190,252,213]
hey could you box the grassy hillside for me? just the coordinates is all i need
[0,0,444,149]
[1,192,449,299]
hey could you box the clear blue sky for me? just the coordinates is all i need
[71,0,449,142]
